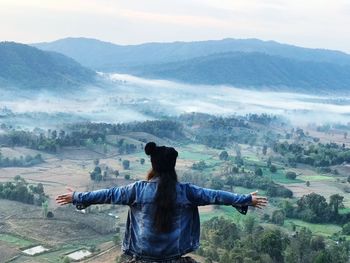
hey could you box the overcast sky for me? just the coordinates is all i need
[1,0,350,53]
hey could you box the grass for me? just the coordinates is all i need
[244,155,266,167]
[264,168,304,184]
[298,175,334,182]
[178,150,213,161]
[339,207,350,215]
[200,211,222,222]
[199,205,251,225]
[285,219,342,237]
[35,245,80,263]
[0,233,34,248]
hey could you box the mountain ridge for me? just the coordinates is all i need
[33,37,350,72]
[0,41,96,90]
[120,51,350,94]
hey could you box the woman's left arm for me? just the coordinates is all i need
[186,184,268,214]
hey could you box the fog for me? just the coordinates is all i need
[0,73,349,129]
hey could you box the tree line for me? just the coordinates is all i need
[273,141,350,167]
[0,151,43,167]
[198,216,349,263]
[0,176,48,205]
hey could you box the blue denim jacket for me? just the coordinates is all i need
[73,178,252,261]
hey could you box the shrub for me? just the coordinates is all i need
[122,160,130,169]
[269,165,277,173]
[285,171,297,180]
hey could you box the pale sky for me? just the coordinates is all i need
[1,0,350,53]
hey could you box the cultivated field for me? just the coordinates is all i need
[1,130,349,262]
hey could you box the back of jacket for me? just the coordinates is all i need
[73,178,252,261]
[123,179,200,260]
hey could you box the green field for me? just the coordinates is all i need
[298,174,334,182]
[285,219,342,237]
[264,168,304,184]
[178,150,213,161]
[0,233,34,248]
[28,246,78,263]
[244,155,267,167]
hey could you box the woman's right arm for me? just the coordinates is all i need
[56,182,138,209]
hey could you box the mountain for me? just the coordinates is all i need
[124,52,350,94]
[33,37,350,72]
[0,42,96,90]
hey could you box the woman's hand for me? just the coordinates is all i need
[250,191,268,209]
[56,187,74,206]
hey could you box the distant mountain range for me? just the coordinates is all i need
[123,52,350,93]
[33,37,350,69]
[33,37,350,94]
[0,42,96,90]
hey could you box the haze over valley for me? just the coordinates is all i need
[1,39,350,129]
[1,37,350,263]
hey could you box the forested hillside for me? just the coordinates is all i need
[33,37,350,71]
[122,52,350,93]
[0,42,96,89]
[33,38,350,94]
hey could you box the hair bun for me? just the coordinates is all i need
[145,142,157,155]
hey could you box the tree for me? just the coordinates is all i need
[226,176,235,191]
[267,157,272,167]
[243,215,256,234]
[124,174,130,180]
[285,171,297,180]
[272,210,285,225]
[42,200,48,218]
[90,166,102,181]
[122,160,130,170]
[219,151,229,161]
[262,145,268,155]
[296,193,330,223]
[220,251,230,263]
[210,178,224,190]
[329,194,344,215]
[103,143,108,154]
[306,181,310,187]
[140,158,145,165]
[269,165,277,173]
[192,160,207,170]
[342,222,350,235]
[258,229,286,263]
[255,167,263,176]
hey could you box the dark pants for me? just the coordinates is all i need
[118,254,199,263]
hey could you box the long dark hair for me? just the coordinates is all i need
[145,142,178,233]
[147,169,178,232]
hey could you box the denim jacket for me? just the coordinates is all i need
[72,178,252,261]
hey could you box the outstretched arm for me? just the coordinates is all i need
[186,184,267,214]
[56,183,137,209]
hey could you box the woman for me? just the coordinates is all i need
[56,142,268,263]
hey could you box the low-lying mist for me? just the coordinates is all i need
[1,73,349,129]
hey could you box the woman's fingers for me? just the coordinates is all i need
[55,192,73,205]
[251,194,268,209]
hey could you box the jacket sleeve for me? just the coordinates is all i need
[72,182,137,210]
[186,183,252,215]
